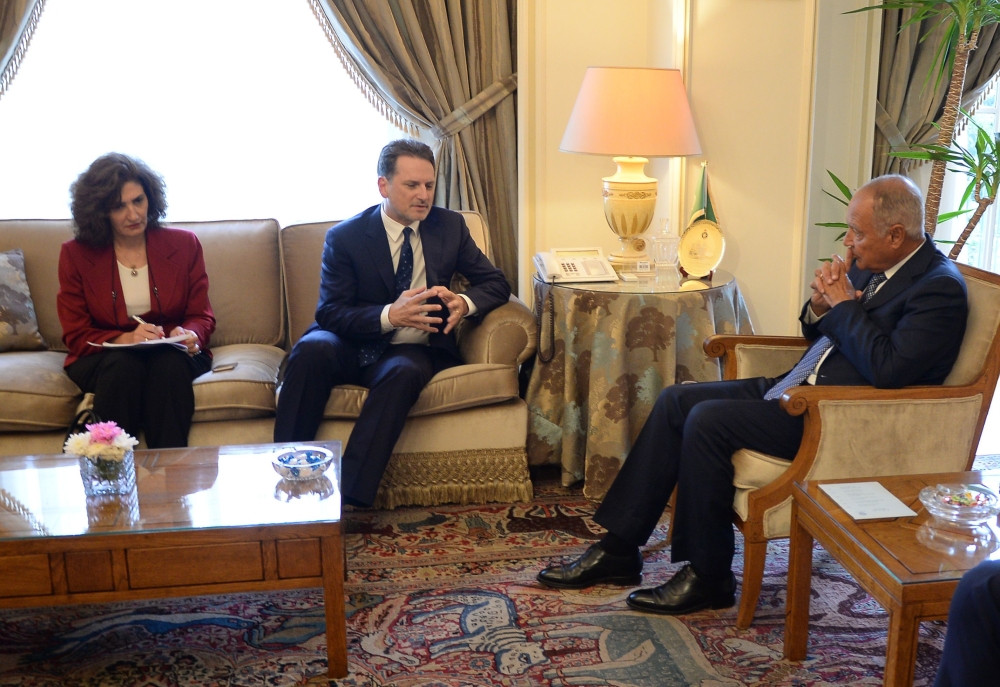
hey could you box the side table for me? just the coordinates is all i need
[784,471,1000,687]
[525,270,752,498]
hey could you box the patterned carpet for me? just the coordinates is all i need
[3,457,999,686]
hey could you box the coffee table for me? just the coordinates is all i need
[0,442,347,680]
[783,470,1000,687]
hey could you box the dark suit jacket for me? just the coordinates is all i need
[310,204,511,360]
[57,227,216,366]
[799,236,968,388]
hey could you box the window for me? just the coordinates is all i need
[937,82,1000,269]
[0,0,402,226]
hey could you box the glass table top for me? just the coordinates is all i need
[535,269,735,294]
[0,442,342,541]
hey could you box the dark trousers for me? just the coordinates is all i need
[66,348,210,449]
[594,377,804,577]
[934,559,1000,686]
[273,329,461,506]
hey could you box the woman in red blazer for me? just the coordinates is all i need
[57,153,216,448]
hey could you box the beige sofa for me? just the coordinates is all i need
[0,213,535,507]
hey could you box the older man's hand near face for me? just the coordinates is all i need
[811,250,862,315]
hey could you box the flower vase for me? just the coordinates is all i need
[79,450,136,496]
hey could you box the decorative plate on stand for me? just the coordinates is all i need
[679,219,725,278]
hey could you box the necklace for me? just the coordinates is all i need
[115,244,145,277]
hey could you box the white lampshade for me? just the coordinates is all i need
[560,67,701,157]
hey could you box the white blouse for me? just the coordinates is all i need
[117,262,151,318]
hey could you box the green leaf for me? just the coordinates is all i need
[827,170,853,200]
[815,222,849,228]
[823,189,849,206]
[937,208,974,222]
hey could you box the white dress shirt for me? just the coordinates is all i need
[804,240,924,384]
[377,205,477,345]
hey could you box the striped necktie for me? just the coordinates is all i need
[763,271,886,400]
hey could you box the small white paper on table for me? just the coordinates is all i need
[819,482,917,520]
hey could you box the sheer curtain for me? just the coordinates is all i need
[0,0,398,225]
[874,8,1000,176]
[0,0,44,100]
[311,0,518,288]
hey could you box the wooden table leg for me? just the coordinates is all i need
[322,534,348,679]
[883,605,920,687]
[784,500,813,661]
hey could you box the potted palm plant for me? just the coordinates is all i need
[847,1,1000,258]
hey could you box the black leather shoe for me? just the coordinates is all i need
[625,564,735,615]
[537,544,642,589]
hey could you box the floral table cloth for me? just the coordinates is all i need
[526,273,753,499]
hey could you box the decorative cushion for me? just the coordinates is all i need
[192,343,285,422]
[0,351,80,431]
[322,363,519,419]
[0,249,47,352]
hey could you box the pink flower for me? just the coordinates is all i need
[85,421,123,445]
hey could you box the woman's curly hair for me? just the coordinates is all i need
[70,153,167,246]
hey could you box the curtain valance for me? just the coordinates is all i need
[0,0,45,100]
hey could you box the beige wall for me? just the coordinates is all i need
[519,0,834,335]
[803,1,881,303]
[517,0,664,300]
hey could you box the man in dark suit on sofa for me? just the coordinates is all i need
[274,139,510,507]
[538,174,969,615]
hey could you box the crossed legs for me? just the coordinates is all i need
[539,377,804,614]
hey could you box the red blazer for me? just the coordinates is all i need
[57,227,216,366]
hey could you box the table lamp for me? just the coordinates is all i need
[560,67,701,272]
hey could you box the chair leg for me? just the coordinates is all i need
[737,539,768,630]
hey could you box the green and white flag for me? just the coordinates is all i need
[689,162,720,226]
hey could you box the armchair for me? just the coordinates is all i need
[703,262,1000,629]
[280,211,536,509]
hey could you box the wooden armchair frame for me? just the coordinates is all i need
[704,262,1000,629]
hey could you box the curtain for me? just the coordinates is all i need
[310,0,518,289]
[874,9,1000,176]
[0,0,45,100]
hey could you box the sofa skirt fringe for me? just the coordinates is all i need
[373,447,533,510]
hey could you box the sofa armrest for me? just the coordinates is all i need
[704,334,809,380]
[458,296,537,366]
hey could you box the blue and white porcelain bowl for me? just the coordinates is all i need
[272,447,335,482]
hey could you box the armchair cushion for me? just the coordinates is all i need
[321,363,519,420]
[732,449,791,492]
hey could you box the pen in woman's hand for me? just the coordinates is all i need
[131,315,164,339]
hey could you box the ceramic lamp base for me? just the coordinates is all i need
[602,157,655,275]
